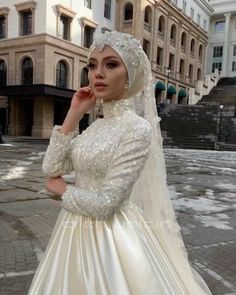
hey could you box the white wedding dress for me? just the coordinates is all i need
[28,99,211,295]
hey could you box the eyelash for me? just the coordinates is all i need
[87,62,119,70]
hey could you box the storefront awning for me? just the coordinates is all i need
[178,88,187,97]
[155,81,166,91]
[167,85,177,95]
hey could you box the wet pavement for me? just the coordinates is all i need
[0,140,235,295]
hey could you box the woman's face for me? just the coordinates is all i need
[88,46,128,102]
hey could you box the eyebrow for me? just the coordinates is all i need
[89,56,120,62]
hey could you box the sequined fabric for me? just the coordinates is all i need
[42,99,152,219]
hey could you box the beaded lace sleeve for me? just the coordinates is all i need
[42,125,75,177]
[62,122,152,219]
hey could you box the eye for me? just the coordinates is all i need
[106,61,119,69]
[87,62,96,70]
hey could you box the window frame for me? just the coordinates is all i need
[21,57,33,85]
[104,0,111,20]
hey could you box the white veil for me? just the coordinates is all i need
[89,31,211,295]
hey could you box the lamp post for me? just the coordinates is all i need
[218,103,224,142]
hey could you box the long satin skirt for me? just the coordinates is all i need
[28,203,211,295]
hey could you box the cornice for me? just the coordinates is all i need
[194,0,214,16]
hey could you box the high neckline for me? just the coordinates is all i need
[102,98,133,119]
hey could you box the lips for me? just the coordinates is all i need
[94,82,107,92]
[94,82,107,87]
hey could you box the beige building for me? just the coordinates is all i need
[117,0,211,105]
[0,0,212,138]
[0,0,115,137]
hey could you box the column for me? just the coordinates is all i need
[222,13,231,76]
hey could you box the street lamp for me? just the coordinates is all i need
[218,103,224,142]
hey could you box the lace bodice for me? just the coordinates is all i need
[42,99,152,219]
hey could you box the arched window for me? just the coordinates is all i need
[80,67,89,87]
[198,44,203,62]
[0,59,7,86]
[190,39,195,54]
[144,6,152,24]
[21,57,33,85]
[181,32,187,48]
[170,24,176,42]
[56,60,67,88]
[124,3,133,20]
[158,15,165,34]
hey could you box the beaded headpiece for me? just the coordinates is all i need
[88,31,147,97]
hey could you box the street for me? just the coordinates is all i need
[0,140,235,295]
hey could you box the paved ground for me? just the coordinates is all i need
[0,139,235,295]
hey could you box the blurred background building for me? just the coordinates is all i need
[0,0,223,139]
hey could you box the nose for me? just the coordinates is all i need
[95,66,105,79]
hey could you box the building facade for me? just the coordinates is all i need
[0,0,115,137]
[116,0,213,106]
[0,0,214,137]
[207,0,236,77]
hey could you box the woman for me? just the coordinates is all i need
[28,31,212,295]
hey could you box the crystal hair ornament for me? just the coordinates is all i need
[89,31,212,294]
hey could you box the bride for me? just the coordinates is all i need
[28,31,212,295]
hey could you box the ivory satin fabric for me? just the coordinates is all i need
[28,100,211,295]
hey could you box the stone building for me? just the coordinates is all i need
[0,0,115,137]
[116,0,213,106]
[207,0,236,77]
[0,0,213,137]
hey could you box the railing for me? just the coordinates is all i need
[123,20,133,28]
[144,22,151,32]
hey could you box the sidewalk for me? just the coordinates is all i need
[0,140,236,295]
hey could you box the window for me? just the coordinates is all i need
[181,32,186,48]
[213,46,223,57]
[190,39,195,54]
[232,62,236,72]
[170,24,176,42]
[84,0,92,9]
[233,45,236,56]
[190,8,194,19]
[143,39,150,58]
[84,25,95,48]
[144,6,152,24]
[169,53,175,71]
[15,1,36,36]
[197,68,201,80]
[21,58,33,85]
[197,13,201,25]
[203,19,207,30]
[189,64,194,80]
[156,47,163,66]
[215,21,225,32]
[56,61,67,88]
[158,16,165,34]
[179,59,185,76]
[0,60,7,86]
[0,15,6,39]
[212,62,222,73]
[80,67,89,87]
[21,10,32,35]
[182,1,187,13]
[198,45,203,62]
[124,3,133,20]
[59,15,70,40]
[56,4,76,41]
[104,0,111,20]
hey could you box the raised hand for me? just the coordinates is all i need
[70,86,96,113]
[60,86,96,134]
